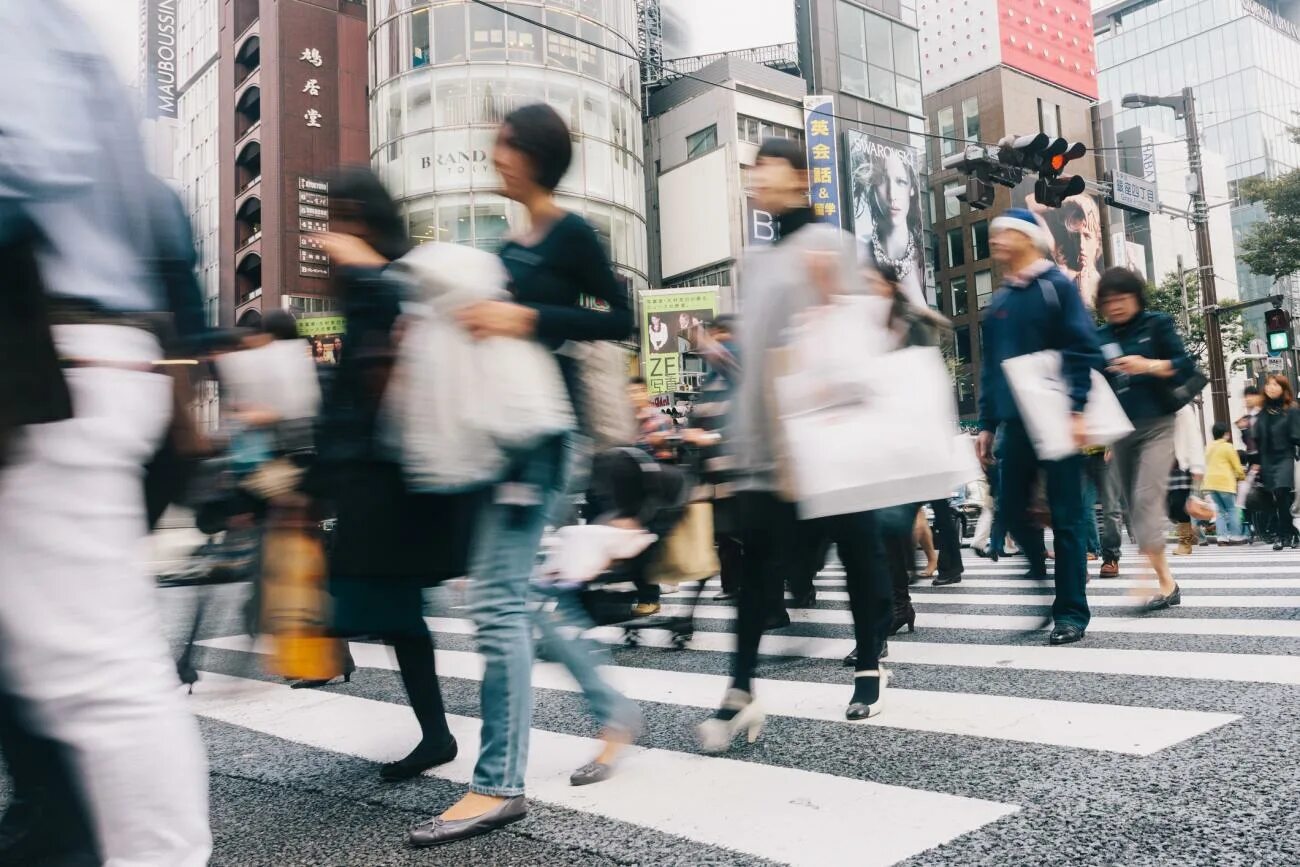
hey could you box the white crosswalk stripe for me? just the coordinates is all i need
[172,541,1299,866]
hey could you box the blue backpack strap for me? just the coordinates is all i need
[1038,277,1060,312]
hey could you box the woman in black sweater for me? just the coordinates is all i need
[408,104,633,848]
[1256,374,1300,549]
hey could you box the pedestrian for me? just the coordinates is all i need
[683,316,743,603]
[1083,445,1125,576]
[310,167,486,783]
[1096,266,1196,610]
[407,103,633,847]
[976,209,1101,646]
[0,3,210,862]
[1204,422,1248,544]
[697,137,893,750]
[1237,384,1269,540]
[625,376,673,615]
[1255,374,1300,550]
[1168,404,1206,557]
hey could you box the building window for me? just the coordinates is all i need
[975,269,994,309]
[938,107,956,156]
[962,97,980,144]
[972,220,990,261]
[1038,98,1061,138]
[947,227,965,267]
[505,2,542,64]
[951,275,969,316]
[687,124,718,158]
[837,1,922,114]
[943,181,961,220]
[412,8,430,67]
[433,3,466,64]
[469,2,507,61]
[954,325,972,363]
[737,115,802,145]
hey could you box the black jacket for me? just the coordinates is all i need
[1097,310,1196,423]
[1255,403,1300,491]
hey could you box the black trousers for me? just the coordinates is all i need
[928,498,965,579]
[731,492,892,692]
[717,533,743,594]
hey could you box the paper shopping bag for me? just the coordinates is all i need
[648,503,721,585]
[261,496,343,682]
[1002,351,1133,461]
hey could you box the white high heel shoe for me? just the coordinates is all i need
[845,669,890,721]
[697,688,765,753]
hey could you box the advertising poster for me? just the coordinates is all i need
[1012,177,1104,308]
[846,130,928,307]
[297,315,347,365]
[803,96,842,228]
[639,289,720,397]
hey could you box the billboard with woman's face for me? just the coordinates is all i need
[847,131,928,307]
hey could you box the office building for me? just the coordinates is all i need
[1095,0,1300,314]
[367,0,649,289]
[219,0,370,328]
[919,0,1099,417]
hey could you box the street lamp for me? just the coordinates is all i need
[1122,87,1230,427]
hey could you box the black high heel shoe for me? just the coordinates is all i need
[888,607,916,635]
[290,654,356,689]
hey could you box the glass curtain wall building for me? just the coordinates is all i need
[368,0,649,287]
[1096,0,1300,306]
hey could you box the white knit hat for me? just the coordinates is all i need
[991,207,1052,255]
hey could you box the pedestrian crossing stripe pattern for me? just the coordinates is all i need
[174,543,1299,866]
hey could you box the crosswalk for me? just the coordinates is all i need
[171,540,1300,866]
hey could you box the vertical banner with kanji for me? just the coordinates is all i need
[639,289,720,397]
[803,96,842,228]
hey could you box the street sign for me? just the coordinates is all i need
[1109,170,1159,214]
[1267,355,1285,373]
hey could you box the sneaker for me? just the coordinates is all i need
[1099,560,1120,578]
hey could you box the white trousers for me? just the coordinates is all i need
[0,325,211,866]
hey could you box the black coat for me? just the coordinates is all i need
[1254,404,1300,491]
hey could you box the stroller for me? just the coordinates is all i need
[541,446,714,650]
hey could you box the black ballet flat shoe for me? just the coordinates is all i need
[381,737,459,782]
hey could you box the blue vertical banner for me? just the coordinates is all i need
[803,96,842,228]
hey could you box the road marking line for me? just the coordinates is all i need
[198,637,1236,756]
[188,672,1018,867]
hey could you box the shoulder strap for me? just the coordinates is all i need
[1038,277,1060,312]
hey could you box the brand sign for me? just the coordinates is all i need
[299,263,331,279]
[1111,170,1159,214]
[299,178,330,194]
[145,0,179,119]
[297,315,346,338]
[638,289,720,397]
[803,96,842,228]
[298,204,330,220]
[744,196,777,246]
[1243,0,1300,41]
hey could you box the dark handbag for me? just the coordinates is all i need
[1245,483,1274,515]
[0,221,73,467]
[1161,368,1208,414]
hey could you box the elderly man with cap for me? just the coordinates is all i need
[975,208,1103,646]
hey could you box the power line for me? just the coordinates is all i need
[467,0,1194,157]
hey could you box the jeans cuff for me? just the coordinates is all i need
[469,783,526,797]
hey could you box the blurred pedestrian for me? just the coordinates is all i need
[312,167,478,780]
[1256,374,1300,550]
[1204,423,1247,544]
[977,209,1101,646]
[697,138,893,752]
[0,3,210,862]
[1168,404,1206,557]
[1083,445,1124,576]
[408,103,632,847]
[1096,267,1195,610]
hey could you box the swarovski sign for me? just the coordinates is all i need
[145,0,179,119]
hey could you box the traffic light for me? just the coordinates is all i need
[996,133,1052,173]
[941,146,997,210]
[1035,140,1088,208]
[1266,308,1292,352]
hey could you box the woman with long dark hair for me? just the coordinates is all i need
[854,144,925,307]
[312,166,480,782]
[1256,374,1300,550]
[407,104,633,847]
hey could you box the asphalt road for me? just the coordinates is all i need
[9,535,1300,866]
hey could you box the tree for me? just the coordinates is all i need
[1146,271,1250,370]
[1237,119,1300,281]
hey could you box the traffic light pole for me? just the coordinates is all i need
[1182,87,1231,429]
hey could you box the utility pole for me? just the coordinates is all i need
[1182,87,1231,429]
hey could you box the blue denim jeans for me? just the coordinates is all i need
[468,437,565,797]
[532,588,641,733]
[1208,490,1244,540]
[995,420,1091,631]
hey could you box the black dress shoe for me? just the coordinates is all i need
[713,590,738,603]
[764,610,792,630]
[931,574,962,587]
[1049,624,1085,646]
[842,648,857,667]
[788,589,817,608]
[408,796,527,847]
[1142,583,1182,613]
[381,737,458,782]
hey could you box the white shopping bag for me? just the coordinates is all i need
[1001,350,1133,461]
[774,344,969,519]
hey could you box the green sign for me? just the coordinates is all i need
[639,289,719,396]
[297,315,346,337]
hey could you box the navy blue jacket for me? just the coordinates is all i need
[978,262,1102,431]
[1096,311,1195,423]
